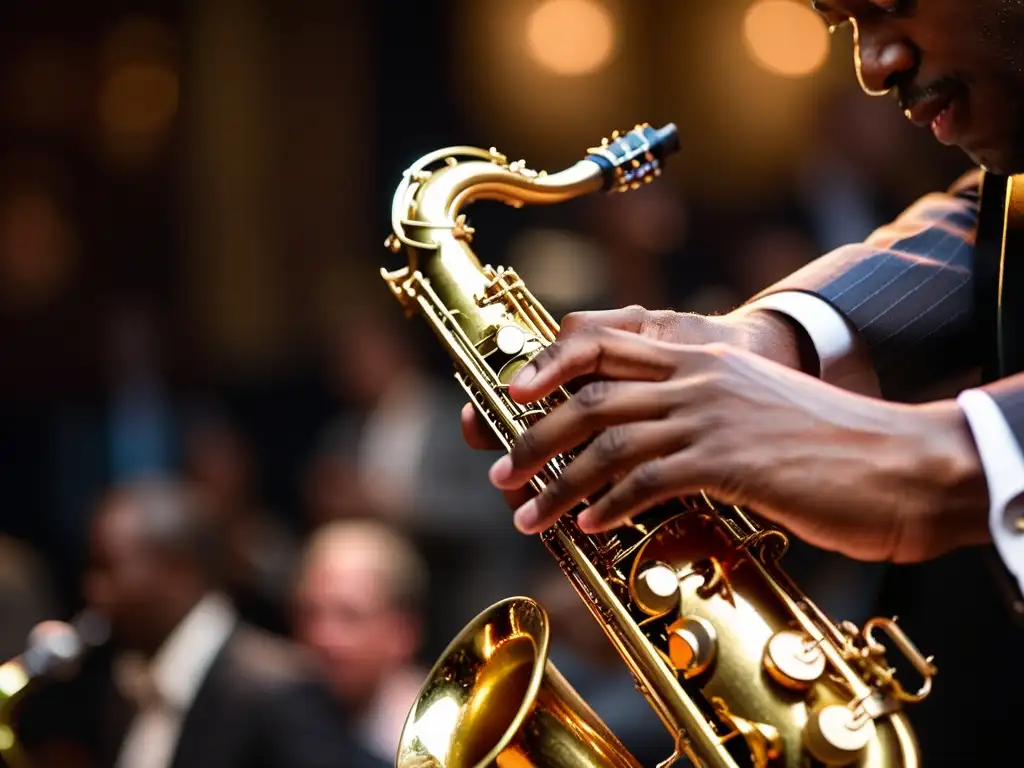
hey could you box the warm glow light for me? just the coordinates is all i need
[95,16,180,167]
[742,0,830,78]
[0,663,28,698]
[526,0,616,76]
[0,192,77,311]
[99,63,180,137]
[412,697,461,762]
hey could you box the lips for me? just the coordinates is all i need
[903,89,959,130]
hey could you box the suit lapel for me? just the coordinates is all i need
[168,630,250,768]
[975,171,1008,384]
[81,647,136,768]
[974,170,1024,624]
[997,174,1024,377]
[977,170,1024,380]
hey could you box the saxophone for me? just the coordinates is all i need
[381,124,936,768]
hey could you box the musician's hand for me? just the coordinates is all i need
[486,326,991,564]
[460,304,808,451]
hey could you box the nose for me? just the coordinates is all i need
[853,20,916,96]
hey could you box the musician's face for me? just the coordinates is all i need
[84,501,166,651]
[812,0,1024,173]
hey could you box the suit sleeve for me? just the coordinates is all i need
[254,676,387,768]
[748,170,982,403]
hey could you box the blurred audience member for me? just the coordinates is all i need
[183,411,298,634]
[293,519,427,764]
[308,308,499,527]
[306,307,536,661]
[20,478,382,768]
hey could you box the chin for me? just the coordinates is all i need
[965,143,1024,176]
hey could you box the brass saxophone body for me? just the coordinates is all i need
[381,124,936,768]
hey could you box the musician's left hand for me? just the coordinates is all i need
[487,326,991,564]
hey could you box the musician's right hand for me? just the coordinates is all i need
[460,304,810,452]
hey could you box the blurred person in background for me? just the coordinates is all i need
[292,518,427,765]
[305,304,535,661]
[183,410,298,635]
[18,478,379,768]
[307,305,499,528]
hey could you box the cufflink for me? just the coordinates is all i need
[1015,517,1024,533]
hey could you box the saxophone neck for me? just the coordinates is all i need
[387,123,680,260]
[390,150,602,263]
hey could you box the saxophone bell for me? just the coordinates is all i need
[396,597,641,768]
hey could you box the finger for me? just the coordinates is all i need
[461,402,504,451]
[575,451,708,534]
[510,420,691,529]
[490,380,673,490]
[509,326,678,403]
[558,305,648,338]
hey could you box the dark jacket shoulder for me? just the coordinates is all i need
[178,623,385,768]
[219,623,326,689]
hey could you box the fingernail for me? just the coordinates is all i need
[513,364,536,388]
[513,499,540,533]
[489,456,513,486]
[576,511,605,534]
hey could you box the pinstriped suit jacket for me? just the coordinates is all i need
[755,169,1024,449]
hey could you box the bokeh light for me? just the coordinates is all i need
[0,191,78,312]
[96,16,180,167]
[742,0,830,78]
[526,0,616,76]
[98,63,179,139]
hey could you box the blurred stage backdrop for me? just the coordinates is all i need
[0,1,1015,767]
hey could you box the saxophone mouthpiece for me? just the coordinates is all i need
[586,122,680,192]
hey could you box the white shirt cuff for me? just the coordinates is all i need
[957,389,1024,597]
[740,291,881,397]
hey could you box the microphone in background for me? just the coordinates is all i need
[0,612,109,701]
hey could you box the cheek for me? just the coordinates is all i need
[307,613,390,659]
[299,611,354,649]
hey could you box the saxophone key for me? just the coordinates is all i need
[494,325,527,356]
[632,561,681,615]
[666,616,717,679]
[763,630,827,691]
[802,704,876,766]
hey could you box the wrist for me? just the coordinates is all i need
[906,401,991,554]
[732,309,820,376]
